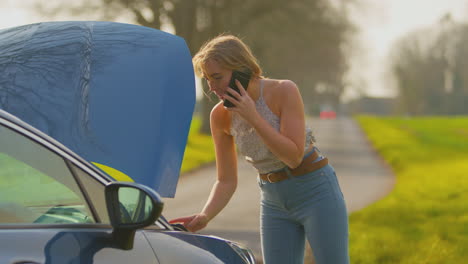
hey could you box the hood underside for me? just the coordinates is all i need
[0,21,195,197]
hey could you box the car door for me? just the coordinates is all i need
[0,118,158,264]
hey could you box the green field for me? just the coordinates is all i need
[351,116,468,263]
[180,116,215,173]
[182,116,468,262]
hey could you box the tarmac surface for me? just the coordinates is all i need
[162,117,395,262]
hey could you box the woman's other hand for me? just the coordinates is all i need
[169,213,209,232]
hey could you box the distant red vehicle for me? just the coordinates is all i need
[320,110,336,119]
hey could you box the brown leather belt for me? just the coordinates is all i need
[259,151,329,183]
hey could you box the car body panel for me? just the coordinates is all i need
[144,231,248,264]
[0,229,158,264]
[0,21,195,197]
[0,21,256,263]
[0,227,249,264]
[0,111,254,263]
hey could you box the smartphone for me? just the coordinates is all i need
[223,70,252,107]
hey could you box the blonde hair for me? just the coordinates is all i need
[193,34,262,79]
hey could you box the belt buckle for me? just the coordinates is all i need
[266,173,275,183]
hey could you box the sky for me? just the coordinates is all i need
[1,0,467,101]
[347,0,468,100]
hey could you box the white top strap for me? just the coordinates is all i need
[259,79,264,98]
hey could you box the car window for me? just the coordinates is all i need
[0,124,95,224]
[71,165,110,223]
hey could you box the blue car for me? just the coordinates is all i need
[0,21,256,263]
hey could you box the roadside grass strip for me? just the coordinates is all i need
[351,116,468,263]
[180,116,215,173]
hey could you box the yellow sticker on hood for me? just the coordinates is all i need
[92,162,134,182]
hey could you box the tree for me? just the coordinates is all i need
[36,0,356,132]
[390,28,442,115]
[389,14,468,115]
[242,1,355,114]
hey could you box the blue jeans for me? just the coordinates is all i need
[258,159,349,264]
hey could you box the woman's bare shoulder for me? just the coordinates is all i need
[211,102,228,120]
[265,79,302,115]
[210,102,231,133]
[278,79,298,91]
[264,78,296,88]
[265,79,299,97]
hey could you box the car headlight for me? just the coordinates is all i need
[226,241,257,264]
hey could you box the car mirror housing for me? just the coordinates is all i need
[105,182,164,249]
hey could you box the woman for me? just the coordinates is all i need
[170,34,349,264]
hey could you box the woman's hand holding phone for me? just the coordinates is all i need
[223,71,251,107]
[224,79,260,125]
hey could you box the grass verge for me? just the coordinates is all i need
[351,116,468,263]
[180,116,215,174]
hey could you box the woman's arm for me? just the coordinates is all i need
[226,80,306,168]
[200,103,238,220]
[169,103,237,231]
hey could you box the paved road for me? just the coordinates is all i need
[162,117,395,261]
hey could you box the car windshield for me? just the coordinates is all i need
[0,124,95,224]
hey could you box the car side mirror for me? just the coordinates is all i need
[105,182,164,249]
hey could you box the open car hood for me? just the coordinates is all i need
[0,21,195,197]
